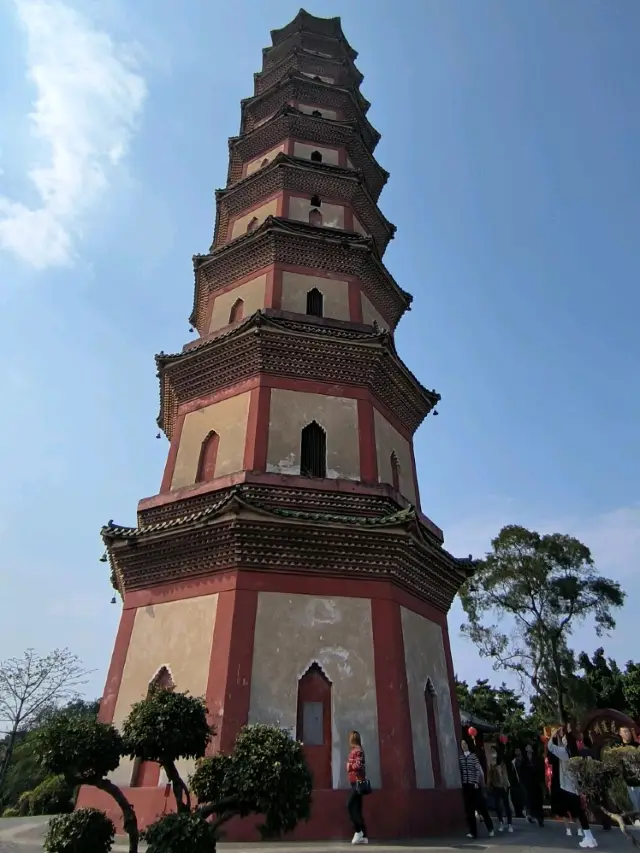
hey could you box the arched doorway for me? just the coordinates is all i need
[296,662,332,789]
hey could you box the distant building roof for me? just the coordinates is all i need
[460,709,499,734]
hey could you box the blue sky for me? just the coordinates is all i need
[0,0,638,706]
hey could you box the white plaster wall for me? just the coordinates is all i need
[248,592,381,789]
[293,141,340,166]
[245,144,285,176]
[288,196,344,229]
[361,294,389,331]
[301,72,335,84]
[401,607,459,789]
[297,104,338,120]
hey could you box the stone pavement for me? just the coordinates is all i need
[0,817,637,853]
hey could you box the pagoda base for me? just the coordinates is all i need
[76,785,465,840]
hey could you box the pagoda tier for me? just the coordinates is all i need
[82,9,470,842]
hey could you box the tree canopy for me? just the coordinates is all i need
[459,524,625,722]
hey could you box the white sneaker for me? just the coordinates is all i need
[634,819,640,827]
[352,832,364,844]
[566,828,573,836]
[498,823,504,832]
[579,837,597,849]
[489,831,495,837]
[578,828,584,837]
[508,825,514,833]
[467,833,475,838]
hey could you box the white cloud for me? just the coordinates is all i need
[0,0,146,268]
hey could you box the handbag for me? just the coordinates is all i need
[355,778,372,796]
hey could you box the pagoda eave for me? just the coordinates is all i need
[104,493,467,613]
[226,107,389,199]
[212,152,396,255]
[269,10,356,58]
[189,217,411,331]
[253,48,364,97]
[155,311,439,440]
[240,75,380,152]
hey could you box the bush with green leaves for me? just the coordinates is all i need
[34,715,123,782]
[43,808,115,853]
[569,750,640,845]
[17,790,32,816]
[142,812,217,853]
[122,689,212,812]
[29,774,74,815]
[191,724,313,838]
[2,807,19,817]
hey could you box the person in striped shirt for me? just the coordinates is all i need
[459,740,494,838]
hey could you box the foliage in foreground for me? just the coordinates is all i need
[33,689,312,853]
[569,748,640,847]
[43,808,115,853]
[191,723,313,838]
[142,811,217,853]
[28,774,74,815]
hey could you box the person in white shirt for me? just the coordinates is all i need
[547,728,597,849]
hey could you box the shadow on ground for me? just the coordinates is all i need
[0,816,637,852]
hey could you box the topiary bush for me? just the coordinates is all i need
[34,716,123,782]
[17,790,33,816]
[142,812,217,853]
[43,808,115,853]
[2,807,19,817]
[29,775,74,815]
[191,724,313,838]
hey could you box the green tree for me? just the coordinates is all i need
[0,649,90,794]
[577,648,626,711]
[460,525,625,724]
[622,661,640,720]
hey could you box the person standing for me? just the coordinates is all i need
[547,728,598,848]
[460,739,494,839]
[522,744,545,826]
[346,730,369,845]
[511,747,529,819]
[488,751,513,832]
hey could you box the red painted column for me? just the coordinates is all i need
[243,385,271,471]
[206,584,259,753]
[371,596,416,789]
[98,606,136,724]
[348,281,363,323]
[160,414,186,494]
[357,399,378,485]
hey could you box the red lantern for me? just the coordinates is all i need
[499,734,508,744]
[468,726,478,738]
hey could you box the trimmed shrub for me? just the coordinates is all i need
[142,812,216,853]
[18,790,33,816]
[44,808,115,853]
[29,775,74,815]
[2,807,19,817]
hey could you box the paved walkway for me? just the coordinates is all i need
[0,817,637,853]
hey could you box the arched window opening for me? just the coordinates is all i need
[132,667,175,787]
[229,298,244,325]
[390,451,400,492]
[306,288,324,318]
[300,421,326,478]
[296,663,332,789]
[246,216,259,234]
[310,195,322,208]
[310,150,323,163]
[308,208,323,227]
[195,430,220,484]
[311,109,323,117]
[261,157,269,167]
[425,679,443,788]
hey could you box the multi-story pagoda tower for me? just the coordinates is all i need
[80,10,473,839]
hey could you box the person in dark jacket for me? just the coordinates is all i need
[522,744,545,826]
[459,739,494,839]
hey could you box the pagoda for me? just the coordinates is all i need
[80,10,473,840]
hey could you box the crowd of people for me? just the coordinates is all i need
[458,722,640,848]
[341,724,639,846]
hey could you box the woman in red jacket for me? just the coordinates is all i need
[346,730,368,844]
